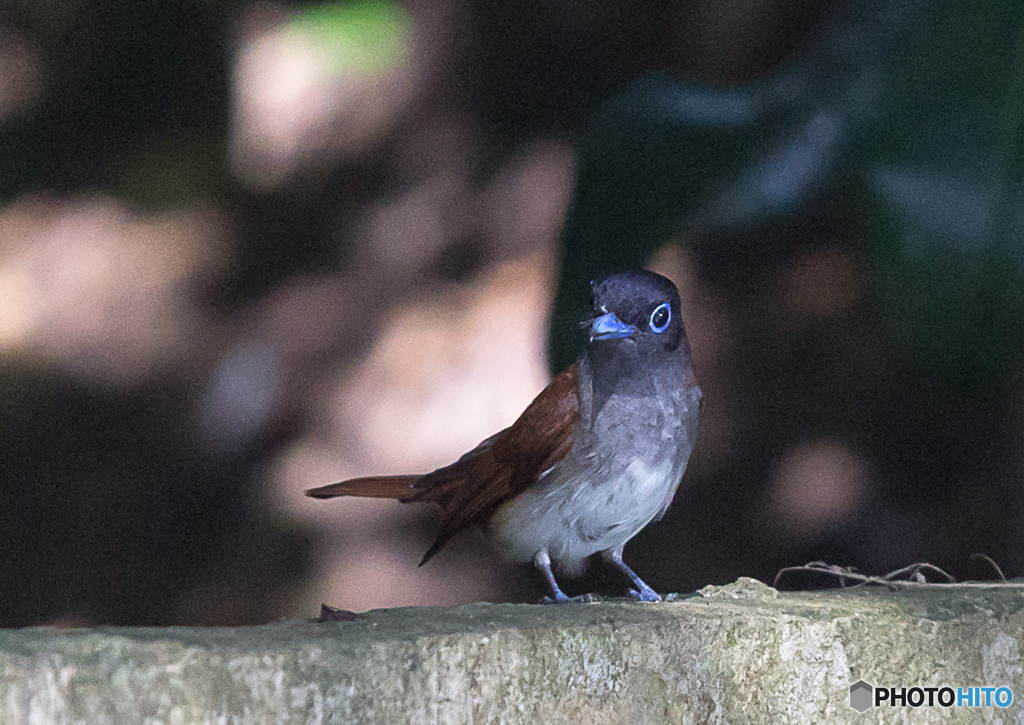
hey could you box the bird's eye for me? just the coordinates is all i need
[649,303,671,333]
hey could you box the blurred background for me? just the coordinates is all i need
[1,0,1023,625]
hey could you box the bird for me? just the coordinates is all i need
[306,270,701,602]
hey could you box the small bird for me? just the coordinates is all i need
[307,270,701,601]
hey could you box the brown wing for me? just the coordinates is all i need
[412,363,580,564]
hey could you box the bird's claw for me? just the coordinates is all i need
[628,587,662,602]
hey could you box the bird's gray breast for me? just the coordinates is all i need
[577,367,700,520]
[489,353,700,572]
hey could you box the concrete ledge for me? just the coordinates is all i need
[2,578,1023,723]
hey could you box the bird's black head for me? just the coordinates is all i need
[588,270,687,356]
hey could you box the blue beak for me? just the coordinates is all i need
[590,312,637,341]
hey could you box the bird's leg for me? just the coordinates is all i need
[601,547,661,602]
[534,550,570,602]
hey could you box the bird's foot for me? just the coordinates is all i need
[539,591,568,604]
[601,549,662,603]
[627,586,662,603]
[539,592,603,604]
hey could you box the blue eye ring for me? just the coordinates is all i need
[649,302,671,334]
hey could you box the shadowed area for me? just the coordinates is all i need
[0,0,1023,623]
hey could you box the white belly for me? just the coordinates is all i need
[489,454,682,576]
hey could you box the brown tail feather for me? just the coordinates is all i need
[305,475,420,501]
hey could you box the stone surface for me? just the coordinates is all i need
[1,578,1023,723]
